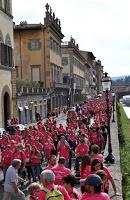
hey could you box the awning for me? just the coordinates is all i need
[24,106,29,110]
[18,107,23,111]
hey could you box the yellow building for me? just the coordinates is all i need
[14,4,68,123]
[0,0,15,127]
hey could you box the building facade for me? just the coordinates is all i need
[0,0,15,127]
[62,37,86,106]
[95,60,103,95]
[14,4,68,123]
[80,51,97,98]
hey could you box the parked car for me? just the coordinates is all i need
[6,124,25,135]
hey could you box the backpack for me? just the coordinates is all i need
[43,185,64,200]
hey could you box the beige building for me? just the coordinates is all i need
[95,60,104,95]
[0,0,15,127]
[80,51,97,98]
[14,4,68,123]
[61,37,86,105]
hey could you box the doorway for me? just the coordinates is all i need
[4,92,10,128]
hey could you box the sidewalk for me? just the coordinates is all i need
[104,110,123,200]
[26,112,67,128]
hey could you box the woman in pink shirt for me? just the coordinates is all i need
[1,145,13,179]
[80,154,91,179]
[91,145,104,163]
[91,159,117,195]
[31,146,42,182]
[24,144,32,182]
[62,174,81,199]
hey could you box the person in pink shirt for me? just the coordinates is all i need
[39,169,71,200]
[10,140,16,153]
[57,136,70,167]
[80,154,91,179]
[45,155,57,170]
[28,182,41,200]
[1,145,13,179]
[80,174,110,200]
[30,146,42,182]
[13,144,26,167]
[44,139,55,159]
[91,145,104,163]
[33,138,43,153]
[62,174,81,199]
[52,157,71,185]
[24,144,32,182]
[75,138,89,157]
[91,159,118,195]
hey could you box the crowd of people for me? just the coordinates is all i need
[0,94,120,199]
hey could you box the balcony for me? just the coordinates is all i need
[17,87,47,96]
[51,82,70,89]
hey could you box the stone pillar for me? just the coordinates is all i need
[11,68,17,118]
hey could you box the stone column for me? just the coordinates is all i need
[11,68,17,118]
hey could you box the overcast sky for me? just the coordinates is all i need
[12,0,130,77]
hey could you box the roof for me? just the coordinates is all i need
[14,23,44,31]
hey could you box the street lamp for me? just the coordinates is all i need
[112,93,115,123]
[101,72,115,163]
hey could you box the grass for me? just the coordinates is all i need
[117,103,130,200]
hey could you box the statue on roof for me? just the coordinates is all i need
[45,3,49,12]
[53,12,55,19]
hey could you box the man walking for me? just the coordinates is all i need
[3,159,25,200]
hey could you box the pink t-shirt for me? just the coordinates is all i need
[81,192,110,200]
[80,165,91,179]
[68,187,81,200]
[91,154,104,163]
[76,143,89,157]
[57,142,70,160]
[44,143,55,158]
[52,165,71,185]
[1,150,13,168]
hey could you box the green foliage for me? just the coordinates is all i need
[117,103,130,199]
[16,79,44,89]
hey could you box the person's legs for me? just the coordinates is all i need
[35,164,41,181]
[25,166,32,181]
[3,168,8,180]
[31,164,36,182]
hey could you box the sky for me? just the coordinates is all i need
[12,0,130,77]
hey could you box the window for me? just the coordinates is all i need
[15,66,19,78]
[31,65,40,81]
[1,43,8,66]
[62,57,68,66]
[5,34,12,46]
[50,38,53,49]
[50,64,54,81]
[28,39,41,51]
[4,0,11,14]
[0,0,2,8]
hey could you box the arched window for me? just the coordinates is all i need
[0,30,4,65]
[5,33,11,46]
[1,33,13,67]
